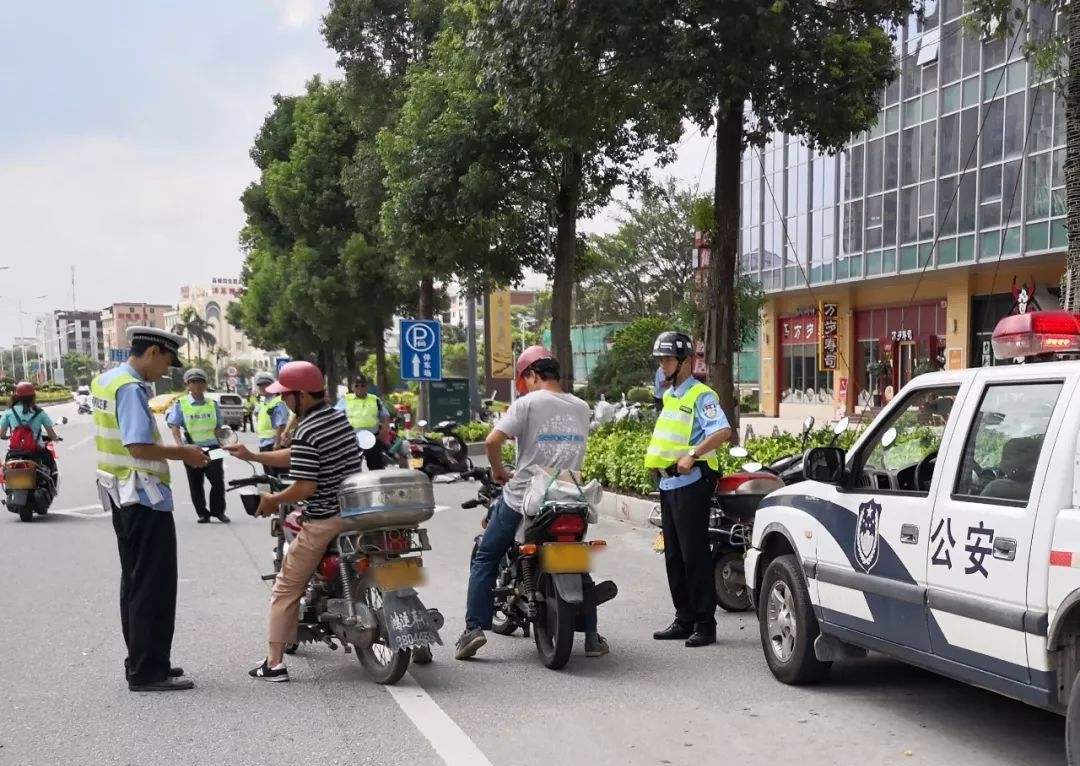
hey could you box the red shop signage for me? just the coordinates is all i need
[780,315,818,345]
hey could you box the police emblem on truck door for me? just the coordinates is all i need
[855,499,882,572]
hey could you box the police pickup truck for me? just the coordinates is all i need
[746,309,1080,761]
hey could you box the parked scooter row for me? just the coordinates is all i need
[650,416,851,612]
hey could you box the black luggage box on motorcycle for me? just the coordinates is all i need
[338,468,435,531]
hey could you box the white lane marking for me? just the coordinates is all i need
[66,434,95,450]
[384,673,493,766]
[49,504,110,518]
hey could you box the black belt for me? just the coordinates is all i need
[663,461,711,478]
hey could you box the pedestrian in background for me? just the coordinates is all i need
[91,326,209,692]
[335,373,389,470]
[253,371,289,476]
[166,368,229,524]
[645,331,732,648]
[241,391,256,433]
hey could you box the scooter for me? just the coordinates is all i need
[2,417,68,522]
[410,419,471,478]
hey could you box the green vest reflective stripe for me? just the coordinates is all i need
[644,381,719,471]
[91,372,171,484]
[256,396,283,439]
[179,397,218,444]
[344,393,380,430]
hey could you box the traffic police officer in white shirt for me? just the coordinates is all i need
[91,326,209,692]
[167,368,229,524]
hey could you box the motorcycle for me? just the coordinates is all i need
[410,419,471,478]
[2,417,67,522]
[462,467,618,670]
[77,400,92,415]
[228,433,443,685]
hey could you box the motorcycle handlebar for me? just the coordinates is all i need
[227,475,287,492]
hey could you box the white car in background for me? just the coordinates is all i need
[207,392,244,429]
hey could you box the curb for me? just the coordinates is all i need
[597,491,657,527]
[467,441,486,457]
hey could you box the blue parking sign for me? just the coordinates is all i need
[399,320,442,382]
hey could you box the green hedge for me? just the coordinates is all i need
[0,390,73,407]
[457,421,493,442]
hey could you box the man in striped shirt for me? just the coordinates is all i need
[224,361,362,682]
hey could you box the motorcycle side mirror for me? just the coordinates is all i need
[729,446,749,458]
[356,430,377,450]
[417,419,428,429]
[215,426,238,447]
[743,461,764,472]
[833,416,850,435]
[881,426,898,449]
[803,415,815,432]
[59,417,69,425]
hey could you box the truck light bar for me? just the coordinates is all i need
[991,310,1080,360]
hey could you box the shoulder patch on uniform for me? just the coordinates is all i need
[702,402,719,420]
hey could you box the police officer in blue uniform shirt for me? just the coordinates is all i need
[166,368,229,524]
[92,326,209,692]
[647,331,733,648]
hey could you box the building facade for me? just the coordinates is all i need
[167,277,278,367]
[101,303,173,358]
[44,310,104,362]
[739,2,1066,420]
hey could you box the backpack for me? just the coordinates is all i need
[9,409,39,453]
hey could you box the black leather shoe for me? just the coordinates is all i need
[685,630,716,648]
[653,621,693,640]
[129,677,195,692]
[212,513,231,524]
[197,516,211,524]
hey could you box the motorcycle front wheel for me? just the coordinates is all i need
[532,574,575,670]
[356,586,411,685]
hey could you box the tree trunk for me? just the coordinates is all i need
[550,153,581,392]
[708,100,743,430]
[1065,2,1080,310]
[324,346,338,404]
[418,275,435,319]
[374,315,389,394]
[344,342,357,383]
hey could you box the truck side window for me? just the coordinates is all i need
[856,386,959,493]
[953,382,1062,505]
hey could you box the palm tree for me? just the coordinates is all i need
[171,306,216,364]
[213,347,229,387]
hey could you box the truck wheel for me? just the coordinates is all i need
[758,554,830,684]
[1067,669,1080,765]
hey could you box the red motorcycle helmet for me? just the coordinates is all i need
[515,345,554,396]
[266,361,325,394]
[13,381,35,399]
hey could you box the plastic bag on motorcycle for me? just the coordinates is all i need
[520,468,602,523]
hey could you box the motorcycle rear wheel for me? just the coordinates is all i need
[17,506,33,523]
[715,550,752,612]
[356,586,411,685]
[532,574,574,670]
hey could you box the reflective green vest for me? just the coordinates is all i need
[91,371,171,484]
[644,381,719,471]
[179,397,218,445]
[344,393,380,430]
[256,396,283,440]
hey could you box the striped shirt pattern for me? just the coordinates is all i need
[289,403,363,518]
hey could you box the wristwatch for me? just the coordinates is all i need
[687,446,698,459]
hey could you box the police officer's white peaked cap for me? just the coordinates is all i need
[183,368,208,383]
[126,326,187,351]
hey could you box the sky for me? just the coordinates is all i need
[0,1,710,346]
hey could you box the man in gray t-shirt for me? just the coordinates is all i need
[455,347,608,661]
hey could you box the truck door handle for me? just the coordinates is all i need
[900,524,919,544]
[993,538,1017,561]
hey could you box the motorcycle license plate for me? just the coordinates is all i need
[409,457,424,470]
[652,532,665,553]
[374,558,425,591]
[5,473,36,490]
[540,543,591,574]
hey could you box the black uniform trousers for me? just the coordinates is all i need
[659,468,717,630]
[184,458,225,519]
[111,501,177,685]
[361,444,386,471]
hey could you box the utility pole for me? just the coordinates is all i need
[71,265,76,310]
